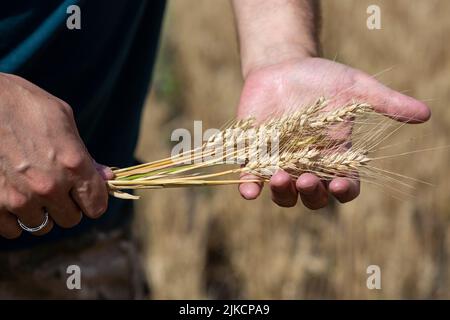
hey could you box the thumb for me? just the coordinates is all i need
[353,74,431,123]
[93,160,115,180]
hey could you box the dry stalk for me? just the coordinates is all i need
[107,97,420,200]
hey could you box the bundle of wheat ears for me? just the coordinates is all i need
[108,97,428,200]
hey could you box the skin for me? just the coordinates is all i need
[232,0,431,209]
[0,73,113,239]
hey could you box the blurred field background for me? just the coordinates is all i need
[133,0,450,299]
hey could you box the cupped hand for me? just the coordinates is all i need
[0,73,113,239]
[237,57,431,209]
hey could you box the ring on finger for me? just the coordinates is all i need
[17,210,49,233]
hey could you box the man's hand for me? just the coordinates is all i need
[0,73,113,239]
[232,0,430,209]
[236,57,431,209]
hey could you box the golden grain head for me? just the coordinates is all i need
[108,97,419,199]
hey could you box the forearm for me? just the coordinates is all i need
[232,0,321,78]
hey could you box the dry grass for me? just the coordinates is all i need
[111,99,417,200]
[133,0,450,299]
[110,99,378,194]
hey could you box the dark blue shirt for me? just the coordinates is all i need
[0,0,165,249]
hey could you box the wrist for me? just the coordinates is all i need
[241,43,317,79]
[232,0,321,78]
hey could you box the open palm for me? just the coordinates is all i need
[237,57,430,209]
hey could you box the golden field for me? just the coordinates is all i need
[133,0,450,299]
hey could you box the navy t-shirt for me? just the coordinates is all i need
[0,0,165,249]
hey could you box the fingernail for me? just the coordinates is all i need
[97,166,115,180]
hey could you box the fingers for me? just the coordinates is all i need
[296,173,329,210]
[71,173,109,219]
[4,191,53,236]
[0,210,22,239]
[44,194,82,229]
[0,156,110,240]
[1,181,101,239]
[353,74,431,123]
[9,207,54,237]
[239,173,263,200]
[61,152,109,219]
[29,215,54,236]
[269,170,298,207]
[329,177,360,203]
[240,170,360,208]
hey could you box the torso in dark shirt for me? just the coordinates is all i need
[0,0,165,249]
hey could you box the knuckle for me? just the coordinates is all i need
[32,179,58,197]
[7,192,28,211]
[61,150,87,172]
[59,101,74,116]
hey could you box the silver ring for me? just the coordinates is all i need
[17,211,49,233]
